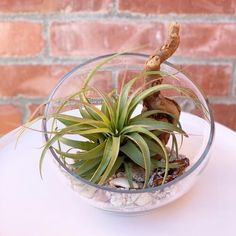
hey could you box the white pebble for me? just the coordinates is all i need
[109,177,139,189]
[135,193,153,206]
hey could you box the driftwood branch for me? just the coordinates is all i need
[143,22,181,145]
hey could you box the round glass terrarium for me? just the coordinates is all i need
[42,53,215,213]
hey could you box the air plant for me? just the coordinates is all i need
[41,71,189,188]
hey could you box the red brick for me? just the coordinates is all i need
[117,64,232,97]
[0,22,44,56]
[28,103,47,121]
[70,0,112,12]
[211,103,236,130]
[27,69,113,116]
[177,23,236,58]
[50,21,164,56]
[117,69,183,99]
[0,0,112,13]
[28,104,40,114]
[180,64,232,96]
[53,70,113,99]
[0,65,74,97]
[0,65,113,97]
[118,70,144,92]
[0,104,22,135]
[119,0,236,14]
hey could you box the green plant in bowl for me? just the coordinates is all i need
[42,71,189,188]
[40,22,193,189]
[22,22,214,213]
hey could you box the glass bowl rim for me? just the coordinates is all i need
[42,52,215,194]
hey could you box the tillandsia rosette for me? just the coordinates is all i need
[36,22,206,190]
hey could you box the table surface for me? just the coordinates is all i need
[0,122,236,236]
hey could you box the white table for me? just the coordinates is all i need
[0,122,236,236]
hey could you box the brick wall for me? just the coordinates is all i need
[0,0,236,135]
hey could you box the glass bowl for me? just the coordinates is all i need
[42,53,215,213]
